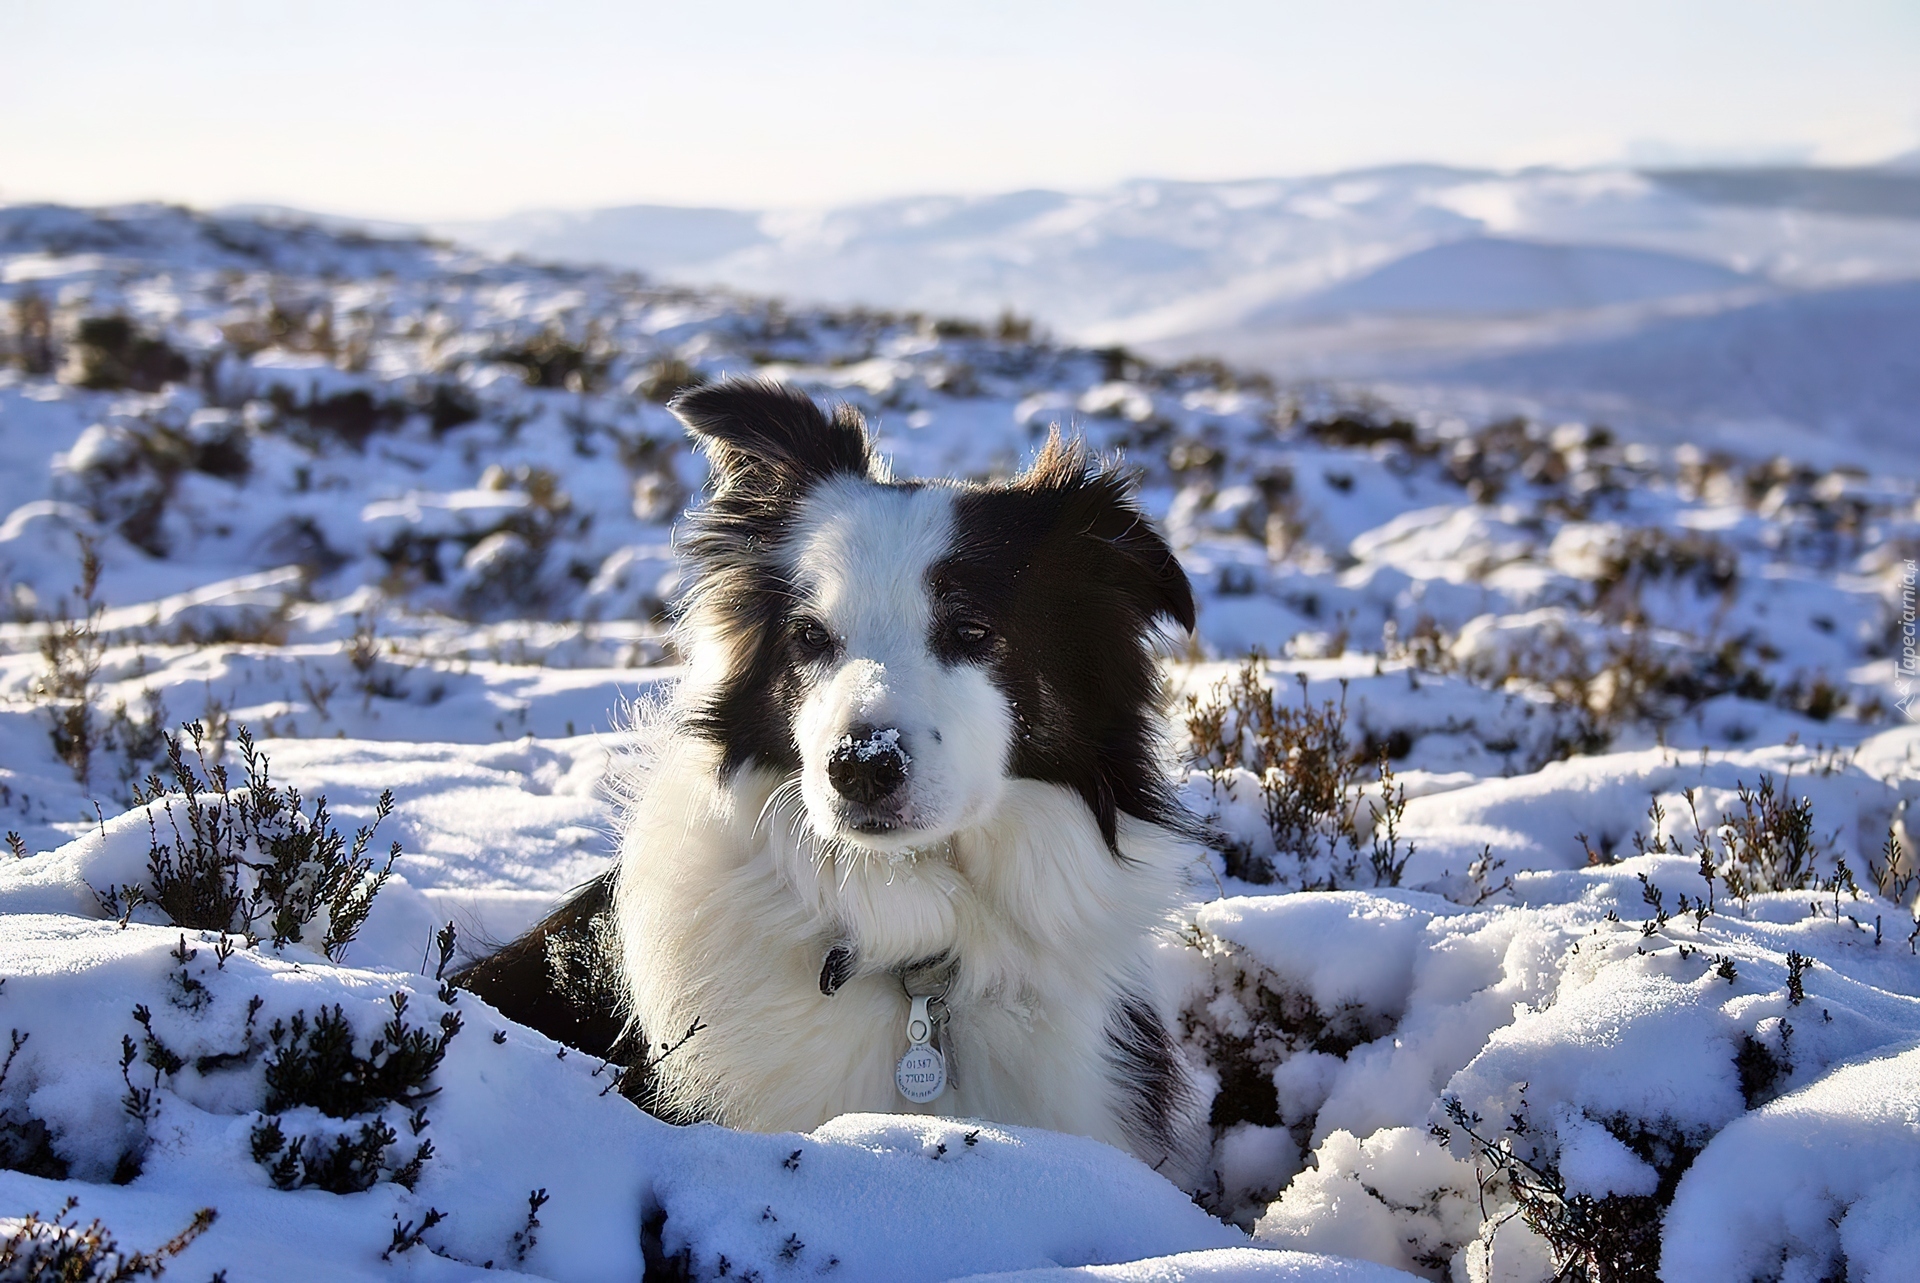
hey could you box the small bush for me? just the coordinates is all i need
[247,991,460,1195]
[67,316,191,393]
[102,725,401,960]
[1179,925,1392,1224]
[1442,619,1795,749]
[266,387,405,450]
[0,1030,67,1181]
[262,993,457,1118]
[7,291,55,375]
[0,1198,214,1282]
[1300,414,1419,449]
[1182,928,1384,1128]
[1712,774,1823,897]
[58,411,255,556]
[1734,1030,1792,1109]
[34,537,105,789]
[510,1189,550,1266]
[636,356,705,404]
[994,310,1034,343]
[489,329,605,391]
[1439,1098,1698,1283]
[1592,528,1740,624]
[1868,824,1914,906]
[219,300,337,360]
[1187,661,1398,886]
[418,382,480,435]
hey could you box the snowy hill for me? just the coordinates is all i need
[437,166,1920,335]
[1431,279,1920,457]
[1268,238,1751,318]
[2,203,1919,1282]
[433,165,1920,456]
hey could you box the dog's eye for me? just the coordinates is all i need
[951,620,992,648]
[793,619,834,654]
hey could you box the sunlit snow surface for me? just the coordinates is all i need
[2,204,1919,1281]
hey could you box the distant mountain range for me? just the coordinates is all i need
[227,161,1920,455]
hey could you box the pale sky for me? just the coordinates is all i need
[3,0,1917,221]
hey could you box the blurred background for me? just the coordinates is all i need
[6,0,1919,463]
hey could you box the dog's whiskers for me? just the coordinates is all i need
[760,777,843,877]
[754,774,805,839]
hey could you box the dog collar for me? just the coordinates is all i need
[893,956,954,1104]
[816,943,956,1103]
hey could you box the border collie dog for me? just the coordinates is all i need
[464,378,1203,1172]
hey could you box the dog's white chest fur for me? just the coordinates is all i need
[613,736,1194,1161]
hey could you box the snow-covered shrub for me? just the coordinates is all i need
[100,725,399,960]
[4,290,56,376]
[0,1197,214,1282]
[247,990,461,1194]
[217,296,346,363]
[1867,822,1915,906]
[1441,609,1837,746]
[1183,661,1412,888]
[0,1031,62,1181]
[263,385,408,452]
[1179,921,1397,1225]
[55,407,251,558]
[486,328,607,393]
[1586,526,1740,626]
[65,316,190,394]
[1299,412,1422,452]
[1435,1094,1689,1283]
[31,536,106,788]
[8,925,461,1199]
[1709,773,1825,896]
[634,355,706,404]
[25,537,171,801]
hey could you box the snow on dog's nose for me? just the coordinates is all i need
[827,725,910,805]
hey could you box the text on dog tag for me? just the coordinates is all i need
[896,1043,946,1103]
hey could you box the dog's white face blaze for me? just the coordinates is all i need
[786,476,1014,853]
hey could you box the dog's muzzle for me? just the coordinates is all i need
[827,724,911,829]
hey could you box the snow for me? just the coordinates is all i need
[651,1115,1242,1282]
[951,1249,1421,1281]
[2,201,1919,1281]
[0,916,1250,1282]
[1218,853,1920,1275]
[1662,1044,1920,1282]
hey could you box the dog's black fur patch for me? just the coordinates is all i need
[938,433,1195,848]
[674,377,873,485]
[452,871,630,1063]
[1106,992,1193,1160]
[818,942,857,996]
[673,379,879,778]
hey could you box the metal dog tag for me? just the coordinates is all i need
[895,995,947,1103]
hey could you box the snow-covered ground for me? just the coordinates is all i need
[2,203,1918,1281]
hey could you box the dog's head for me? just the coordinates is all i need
[673,378,1195,855]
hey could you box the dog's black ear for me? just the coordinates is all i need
[1022,433,1196,633]
[671,377,873,487]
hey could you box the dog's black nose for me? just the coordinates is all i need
[827,725,909,804]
